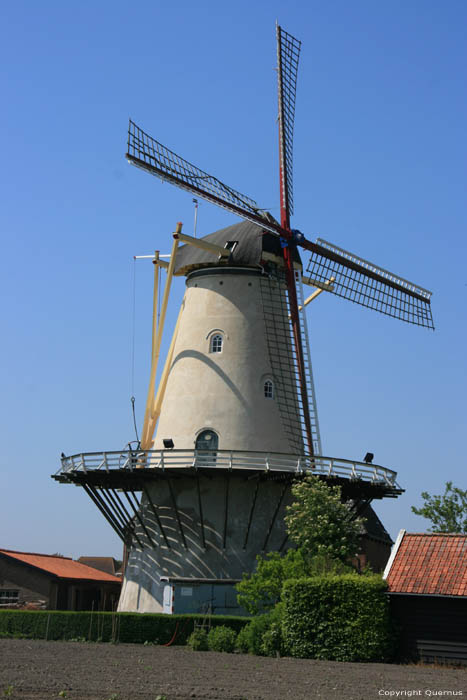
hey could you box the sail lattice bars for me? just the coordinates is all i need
[306,238,434,329]
[126,120,275,227]
[277,24,301,219]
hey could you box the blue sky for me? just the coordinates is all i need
[1,0,466,558]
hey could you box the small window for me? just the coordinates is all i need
[264,379,274,399]
[0,590,19,604]
[210,334,223,353]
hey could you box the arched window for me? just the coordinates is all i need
[195,430,219,466]
[264,379,274,399]
[195,430,219,451]
[210,334,223,353]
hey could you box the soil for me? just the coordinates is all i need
[1,638,465,700]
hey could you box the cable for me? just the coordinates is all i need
[163,620,180,646]
[130,257,136,396]
[131,396,139,446]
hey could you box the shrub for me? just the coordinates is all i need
[260,603,285,657]
[207,625,237,653]
[235,608,281,656]
[0,610,249,646]
[236,549,354,616]
[187,628,208,651]
[282,574,395,662]
[236,549,310,615]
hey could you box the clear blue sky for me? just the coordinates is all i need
[1,1,466,558]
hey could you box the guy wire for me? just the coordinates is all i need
[131,256,136,396]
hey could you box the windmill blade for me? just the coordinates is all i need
[276,24,301,226]
[126,120,285,236]
[304,238,434,329]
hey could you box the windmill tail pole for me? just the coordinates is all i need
[141,224,181,448]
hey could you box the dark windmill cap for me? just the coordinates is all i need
[174,219,302,277]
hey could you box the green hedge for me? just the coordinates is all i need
[0,610,249,645]
[282,574,395,662]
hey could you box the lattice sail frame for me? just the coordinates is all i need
[277,24,301,221]
[126,120,272,226]
[306,238,434,329]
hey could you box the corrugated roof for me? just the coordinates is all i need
[174,220,302,276]
[384,532,467,597]
[0,549,121,583]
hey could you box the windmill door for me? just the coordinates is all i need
[195,430,218,466]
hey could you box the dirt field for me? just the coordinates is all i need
[1,638,465,700]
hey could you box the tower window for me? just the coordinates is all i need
[195,430,219,451]
[264,379,274,399]
[210,334,223,353]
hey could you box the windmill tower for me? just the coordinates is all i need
[54,25,433,614]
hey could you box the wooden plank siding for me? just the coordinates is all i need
[390,594,467,665]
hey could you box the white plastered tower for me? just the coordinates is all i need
[153,267,300,453]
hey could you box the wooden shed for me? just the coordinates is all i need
[384,530,467,664]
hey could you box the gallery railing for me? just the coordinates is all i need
[57,449,400,488]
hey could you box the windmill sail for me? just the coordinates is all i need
[305,238,434,329]
[276,24,301,224]
[126,120,285,234]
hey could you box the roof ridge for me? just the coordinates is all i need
[0,549,72,560]
[405,532,467,537]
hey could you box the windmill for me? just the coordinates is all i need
[54,25,433,614]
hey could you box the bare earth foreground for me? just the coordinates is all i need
[1,639,465,700]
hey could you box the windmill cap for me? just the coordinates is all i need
[173,219,302,276]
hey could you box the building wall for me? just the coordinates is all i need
[0,557,52,608]
[390,594,467,664]
[358,536,392,573]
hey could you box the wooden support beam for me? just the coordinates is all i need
[109,487,137,529]
[243,478,260,550]
[122,490,157,548]
[262,483,288,551]
[173,230,230,257]
[82,484,127,544]
[141,225,181,449]
[144,293,186,447]
[167,477,187,549]
[297,276,335,311]
[301,275,335,291]
[99,488,130,531]
[196,473,206,550]
[142,484,171,549]
[151,251,160,359]
[222,473,230,550]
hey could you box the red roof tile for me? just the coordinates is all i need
[385,532,467,597]
[0,550,121,583]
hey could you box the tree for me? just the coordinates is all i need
[411,481,467,532]
[237,548,352,615]
[284,476,364,562]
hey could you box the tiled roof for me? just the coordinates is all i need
[0,550,121,583]
[384,531,467,597]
